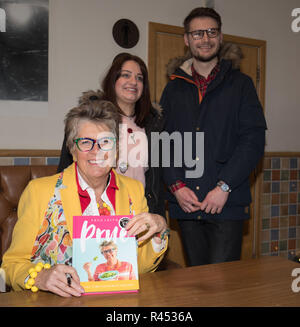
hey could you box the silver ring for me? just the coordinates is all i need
[145,223,150,230]
[66,273,72,287]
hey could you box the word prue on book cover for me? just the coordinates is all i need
[72,215,139,295]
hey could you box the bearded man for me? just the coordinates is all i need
[160,7,267,266]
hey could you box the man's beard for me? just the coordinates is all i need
[191,43,222,62]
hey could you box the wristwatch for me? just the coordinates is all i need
[217,181,232,193]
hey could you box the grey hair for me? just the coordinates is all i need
[100,240,118,250]
[64,99,121,154]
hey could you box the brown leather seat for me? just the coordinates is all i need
[0,165,57,264]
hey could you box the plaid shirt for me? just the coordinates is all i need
[169,180,187,193]
[191,63,220,97]
[169,63,220,194]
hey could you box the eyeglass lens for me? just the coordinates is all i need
[190,28,219,39]
[102,248,116,255]
[76,137,115,152]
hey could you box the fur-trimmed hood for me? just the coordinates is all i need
[166,42,243,77]
[151,102,163,115]
[78,89,104,104]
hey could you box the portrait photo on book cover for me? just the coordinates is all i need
[75,238,138,283]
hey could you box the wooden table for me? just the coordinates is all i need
[0,256,299,307]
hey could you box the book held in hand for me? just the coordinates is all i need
[73,215,139,294]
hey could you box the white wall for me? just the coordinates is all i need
[0,0,299,151]
[215,0,300,151]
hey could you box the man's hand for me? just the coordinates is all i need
[173,187,202,213]
[200,186,229,214]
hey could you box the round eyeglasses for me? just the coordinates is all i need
[101,248,116,255]
[187,28,220,40]
[74,137,116,152]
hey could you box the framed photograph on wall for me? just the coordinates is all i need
[0,0,48,102]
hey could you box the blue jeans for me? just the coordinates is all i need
[177,218,245,266]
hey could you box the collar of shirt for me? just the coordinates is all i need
[191,62,220,97]
[75,163,118,214]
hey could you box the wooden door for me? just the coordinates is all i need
[148,22,266,266]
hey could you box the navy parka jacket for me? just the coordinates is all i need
[160,58,267,221]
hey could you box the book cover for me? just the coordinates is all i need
[73,215,139,295]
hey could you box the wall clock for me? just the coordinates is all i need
[112,19,139,49]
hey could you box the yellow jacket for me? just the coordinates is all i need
[2,163,167,290]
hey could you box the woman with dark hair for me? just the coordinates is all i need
[58,53,165,217]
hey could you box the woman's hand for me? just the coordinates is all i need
[83,262,92,272]
[125,213,168,243]
[34,264,85,297]
[83,262,94,282]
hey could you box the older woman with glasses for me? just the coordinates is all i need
[1,99,168,297]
